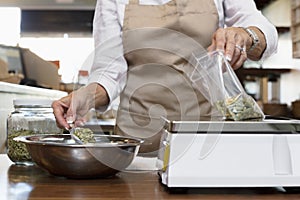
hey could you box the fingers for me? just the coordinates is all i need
[231,46,247,70]
[74,119,86,127]
[207,41,216,53]
[230,38,247,70]
[52,93,84,130]
[52,98,70,129]
[66,98,76,124]
[52,83,109,130]
[212,28,226,54]
[209,27,249,70]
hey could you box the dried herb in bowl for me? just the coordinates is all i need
[73,128,96,143]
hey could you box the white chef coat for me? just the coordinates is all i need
[88,0,278,104]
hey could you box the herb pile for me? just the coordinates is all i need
[7,130,35,163]
[215,94,264,121]
[74,128,96,143]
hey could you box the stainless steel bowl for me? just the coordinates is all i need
[14,134,143,179]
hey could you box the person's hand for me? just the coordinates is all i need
[52,83,109,129]
[207,27,252,70]
[51,94,72,130]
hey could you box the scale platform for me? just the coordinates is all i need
[158,117,300,189]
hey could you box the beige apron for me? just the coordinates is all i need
[115,0,219,155]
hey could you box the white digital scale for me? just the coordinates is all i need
[158,117,300,189]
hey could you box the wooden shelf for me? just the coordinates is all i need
[236,68,291,79]
[236,68,291,104]
[291,0,300,9]
[291,0,300,58]
[293,50,300,58]
[276,26,290,34]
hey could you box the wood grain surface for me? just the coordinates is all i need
[1,155,300,200]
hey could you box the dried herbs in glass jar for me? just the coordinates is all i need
[7,99,62,165]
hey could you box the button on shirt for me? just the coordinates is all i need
[89,0,278,103]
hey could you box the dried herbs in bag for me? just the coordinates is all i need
[189,51,264,121]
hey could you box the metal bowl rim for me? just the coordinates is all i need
[14,134,144,148]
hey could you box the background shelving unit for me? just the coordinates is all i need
[291,0,300,58]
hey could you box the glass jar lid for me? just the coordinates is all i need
[13,99,53,108]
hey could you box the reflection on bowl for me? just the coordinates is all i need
[14,134,143,179]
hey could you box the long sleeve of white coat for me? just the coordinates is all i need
[88,0,127,104]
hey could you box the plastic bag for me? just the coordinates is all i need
[188,51,264,121]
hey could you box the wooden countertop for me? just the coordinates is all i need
[1,154,300,200]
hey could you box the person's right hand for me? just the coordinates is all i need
[52,83,109,129]
[51,94,72,130]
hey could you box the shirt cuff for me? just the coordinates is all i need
[254,24,278,61]
[88,73,120,109]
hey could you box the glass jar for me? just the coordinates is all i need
[7,99,62,165]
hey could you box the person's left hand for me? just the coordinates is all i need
[207,27,252,70]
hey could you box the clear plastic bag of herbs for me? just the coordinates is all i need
[188,51,265,121]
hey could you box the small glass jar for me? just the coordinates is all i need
[7,99,62,165]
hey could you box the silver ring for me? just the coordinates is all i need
[235,45,246,53]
